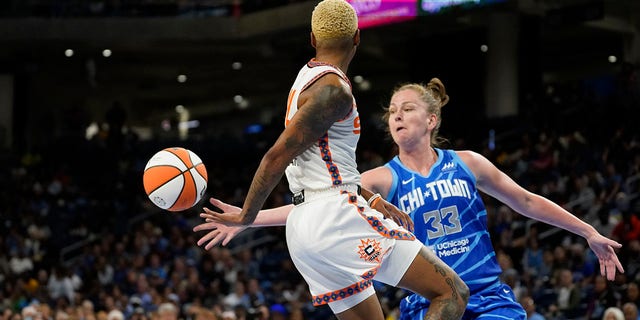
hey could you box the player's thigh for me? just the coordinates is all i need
[397,246,467,301]
[334,293,385,320]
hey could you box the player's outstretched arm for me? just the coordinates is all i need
[458,150,624,280]
[194,183,417,249]
[193,197,294,248]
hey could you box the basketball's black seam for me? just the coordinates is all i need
[145,165,183,195]
[168,148,193,172]
[169,177,186,210]
[145,147,190,180]
[167,149,200,210]
[180,169,199,211]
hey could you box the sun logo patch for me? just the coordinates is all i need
[358,239,382,263]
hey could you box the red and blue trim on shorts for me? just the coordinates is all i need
[346,192,415,241]
[311,191,416,306]
[313,279,373,306]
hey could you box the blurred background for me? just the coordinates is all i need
[0,0,639,319]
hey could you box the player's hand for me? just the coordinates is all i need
[192,198,248,249]
[586,233,624,280]
[372,198,414,232]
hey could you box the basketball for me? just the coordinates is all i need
[143,147,208,212]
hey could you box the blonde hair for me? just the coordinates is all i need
[311,0,358,40]
[106,310,124,320]
[603,307,624,320]
[384,78,450,147]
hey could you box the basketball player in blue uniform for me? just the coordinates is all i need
[194,78,623,319]
[359,78,623,319]
[373,147,518,319]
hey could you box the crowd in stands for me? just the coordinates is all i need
[0,63,639,320]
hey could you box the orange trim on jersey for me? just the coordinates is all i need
[285,89,296,127]
[318,133,343,186]
[352,115,360,133]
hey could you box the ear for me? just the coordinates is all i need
[311,32,317,48]
[428,113,438,129]
[353,29,360,46]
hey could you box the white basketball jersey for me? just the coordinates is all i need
[284,59,361,193]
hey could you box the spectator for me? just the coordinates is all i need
[20,305,40,320]
[269,304,287,320]
[95,256,114,286]
[539,248,556,282]
[622,302,640,320]
[552,268,582,318]
[623,282,640,306]
[54,310,70,320]
[222,281,245,309]
[79,300,96,320]
[129,307,147,320]
[623,241,640,278]
[220,310,235,320]
[587,275,622,320]
[9,249,34,276]
[592,206,619,239]
[570,242,597,280]
[599,164,623,208]
[522,236,545,277]
[2,309,14,320]
[604,307,625,320]
[520,296,545,320]
[610,203,640,247]
[241,278,265,311]
[143,253,167,282]
[106,310,124,320]
[47,266,75,306]
[37,304,52,320]
[156,303,178,320]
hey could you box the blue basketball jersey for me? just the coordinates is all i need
[385,148,525,319]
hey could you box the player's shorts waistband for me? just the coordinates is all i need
[292,184,361,205]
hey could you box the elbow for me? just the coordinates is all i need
[257,145,294,181]
[432,278,469,319]
[262,145,289,170]
[455,282,470,316]
[459,281,470,307]
[448,280,469,319]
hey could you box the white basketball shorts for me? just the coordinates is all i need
[285,185,423,314]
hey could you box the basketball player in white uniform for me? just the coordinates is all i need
[193,0,468,319]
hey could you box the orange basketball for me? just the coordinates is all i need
[143,147,208,212]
